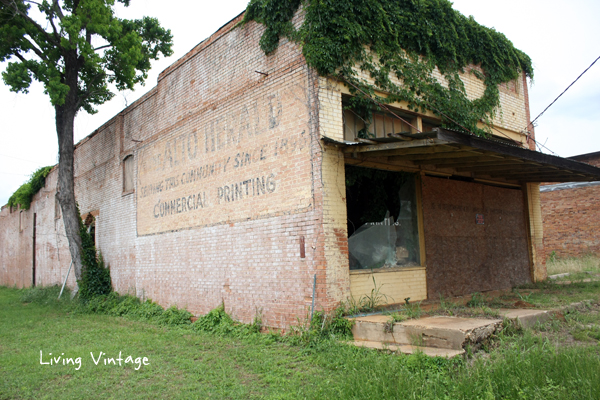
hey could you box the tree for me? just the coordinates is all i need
[0,0,173,285]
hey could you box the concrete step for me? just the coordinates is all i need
[498,308,553,329]
[351,340,465,358]
[351,315,502,351]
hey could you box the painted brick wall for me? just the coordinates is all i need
[0,13,352,329]
[349,268,427,305]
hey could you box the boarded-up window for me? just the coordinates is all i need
[123,155,134,193]
[55,197,61,219]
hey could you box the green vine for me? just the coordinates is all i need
[78,210,112,301]
[8,166,53,210]
[243,0,533,136]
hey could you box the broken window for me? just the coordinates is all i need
[343,108,417,140]
[346,165,421,270]
[342,99,441,141]
[123,155,134,193]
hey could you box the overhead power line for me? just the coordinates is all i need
[527,54,600,130]
[0,153,42,165]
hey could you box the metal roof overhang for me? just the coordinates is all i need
[327,128,600,184]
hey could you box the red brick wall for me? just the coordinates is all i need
[541,185,600,258]
[541,153,600,258]
[421,176,531,297]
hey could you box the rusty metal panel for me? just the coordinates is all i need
[421,176,531,298]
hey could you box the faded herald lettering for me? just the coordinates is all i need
[139,131,307,199]
[139,95,283,176]
[136,88,314,235]
[154,192,208,218]
[217,174,276,203]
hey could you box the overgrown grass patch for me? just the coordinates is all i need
[2,285,600,399]
[547,254,600,276]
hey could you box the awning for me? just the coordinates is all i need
[325,128,600,184]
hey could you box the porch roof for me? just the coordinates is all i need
[326,128,600,184]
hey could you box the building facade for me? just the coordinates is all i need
[2,11,599,328]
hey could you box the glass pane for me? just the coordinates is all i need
[346,166,421,270]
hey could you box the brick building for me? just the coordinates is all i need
[2,11,600,328]
[541,151,600,258]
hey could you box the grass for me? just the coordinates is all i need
[546,254,600,276]
[2,284,600,399]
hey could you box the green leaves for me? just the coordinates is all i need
[245,0,534,136]
[78,213,112,301]
[7,166,53,210]
[243,0,301,54]
[0,0,173,112]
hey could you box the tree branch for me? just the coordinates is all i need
[93,44,112,51]
[48,7,61,41]
[52,0,64,20]
[13,51,27,63]
[22,34,49,62]
[0,0,61,47]
[23,0,42,6]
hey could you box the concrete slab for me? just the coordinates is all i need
[351,315,502,350]
[351,340,465,358]
[400,316,501,331]
[499,308,553,329]
[351,314,390,323]
[349,307,555,357]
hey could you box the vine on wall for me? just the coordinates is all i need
[7,166,53,210]
[243,0,533,136]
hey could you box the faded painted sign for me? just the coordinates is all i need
[136,90,313,235]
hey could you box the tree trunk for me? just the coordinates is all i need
[55,48,84,283]
[55,103,83,282]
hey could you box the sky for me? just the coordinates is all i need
[1,0,599,206]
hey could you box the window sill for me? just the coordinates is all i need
[350,265,425,275]
[122,190,134,197]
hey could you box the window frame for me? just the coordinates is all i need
[122,154,135,195]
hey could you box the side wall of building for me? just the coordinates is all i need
[0,15,347,329]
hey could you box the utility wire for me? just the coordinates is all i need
[527,54,600,130]
[0,171,29,176]
[0,153,42,165]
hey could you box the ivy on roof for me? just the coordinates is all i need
[8,166,53,210]
[243,0,533,136]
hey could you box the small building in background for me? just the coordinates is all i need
[541,151,600,258]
